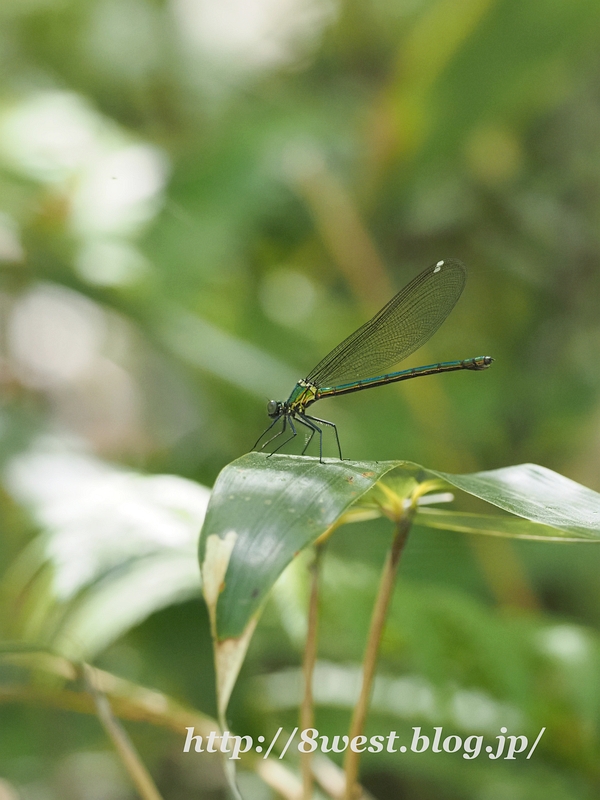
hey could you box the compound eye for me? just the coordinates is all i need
[267,400,279,416]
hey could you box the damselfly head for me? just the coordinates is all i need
[267,400,282,417]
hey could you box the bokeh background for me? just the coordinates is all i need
[2,0,600,798]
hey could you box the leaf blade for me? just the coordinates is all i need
[415,508,599,542]
[436,463,600,539]
[199,452,405,640]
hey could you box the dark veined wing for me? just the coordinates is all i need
[306,259,467,388]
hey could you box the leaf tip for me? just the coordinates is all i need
[215,618,258,720]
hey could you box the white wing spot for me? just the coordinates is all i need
[434,260,444,273]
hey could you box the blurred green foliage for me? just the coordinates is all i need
[3,0,600,797]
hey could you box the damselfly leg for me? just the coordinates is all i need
[302,413,342,460]
[252,415,282,451]
[268,415,297,456]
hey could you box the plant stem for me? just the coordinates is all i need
[0,651,305,800]
[83,664,165,800]
[301,544,324,800]
[343,510,413,800]
[0,650,216,735]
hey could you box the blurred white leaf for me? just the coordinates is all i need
[2,437,209,659]
[172,0,338,74]
[0,91,169,238]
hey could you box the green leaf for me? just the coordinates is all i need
[436,463,600,540]
[200,458,600,651]
[199,455,600,717]
[198,452,407,642]
[414,508,592,542]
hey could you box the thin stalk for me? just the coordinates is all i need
[301,544,325,800]
[83,664,165,800]
[0,650,216,735]
[343,510,414,800]
[0,651,305,800]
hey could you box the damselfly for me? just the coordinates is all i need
[253,259,492,460]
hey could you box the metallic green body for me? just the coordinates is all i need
[286,356,492,410]
[254,259,494,460]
